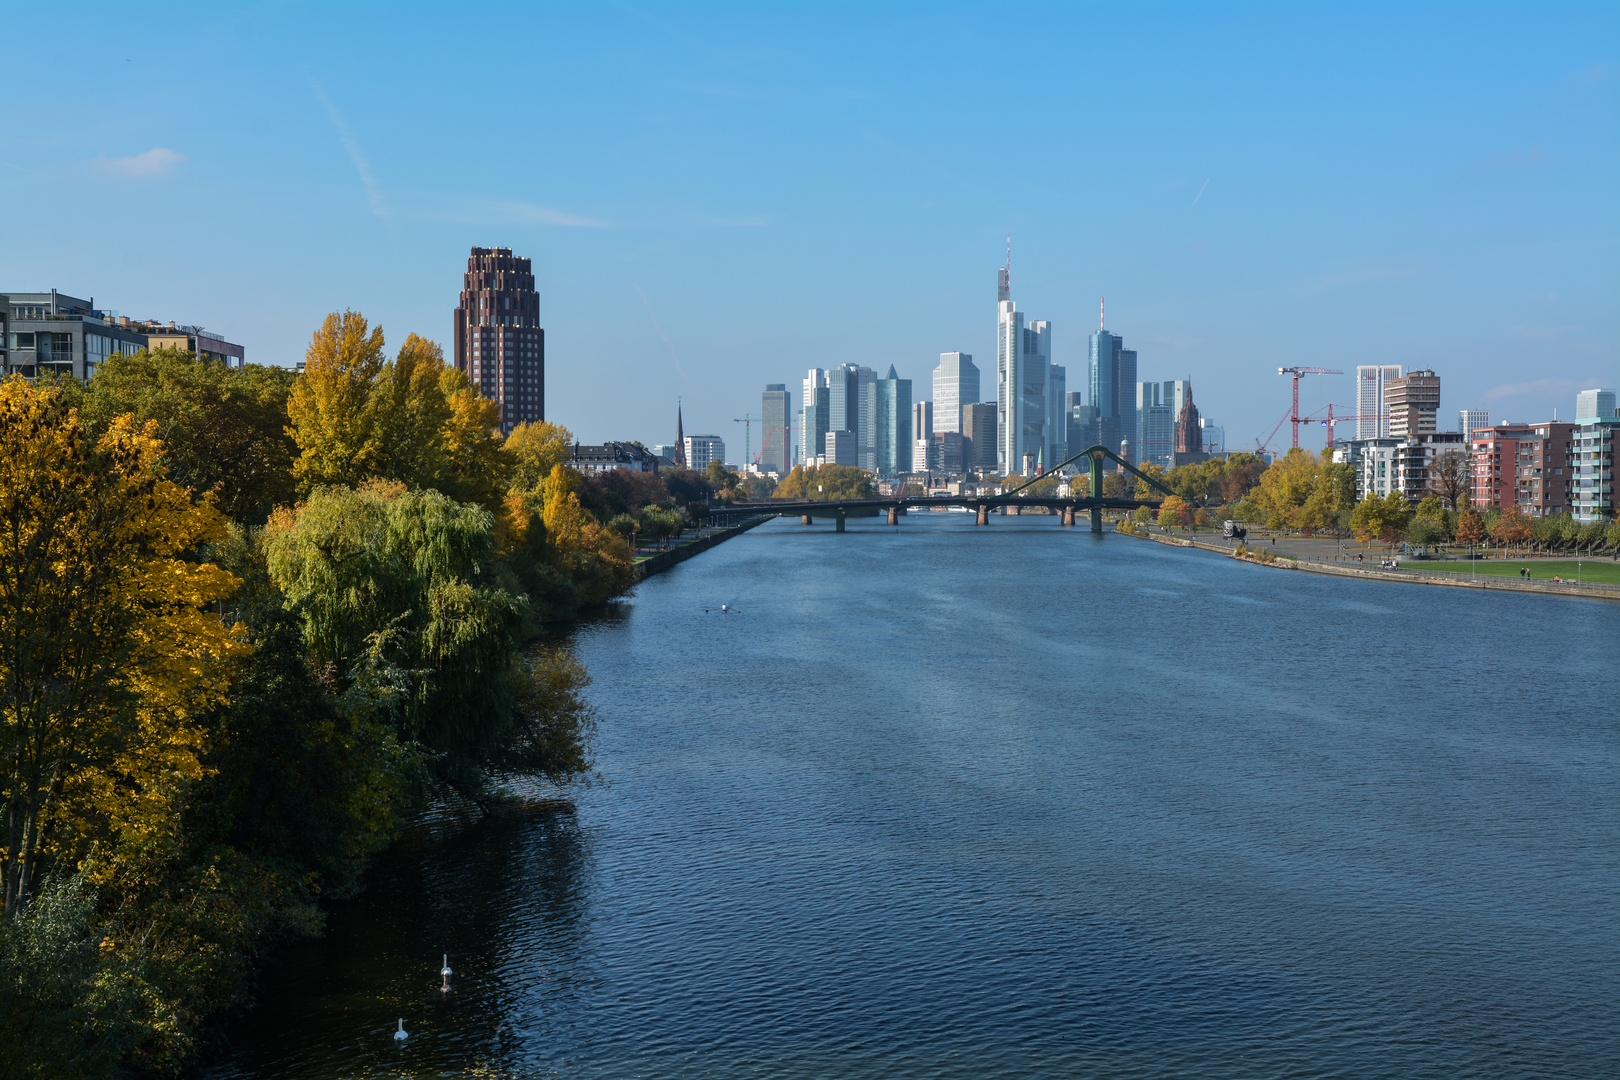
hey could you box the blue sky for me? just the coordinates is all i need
[2,1,1615,455]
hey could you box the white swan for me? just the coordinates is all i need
[442,954,452,979]
[394,1018,408,1041]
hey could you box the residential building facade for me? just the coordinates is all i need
[1470,422,1575,515]
[3,290,221,378]
[1386,368,1441,438]
[1571,415,1617,522]
[1459,408,1490,437]
[452,246,544,434]
[568,442,659,474]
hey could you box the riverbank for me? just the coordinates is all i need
[633,515,770,579]
[1124,527,1620,601]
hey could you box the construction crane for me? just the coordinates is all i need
[732,414,753,469]
[1296,404,1391,449]
[1278,367,1343,448]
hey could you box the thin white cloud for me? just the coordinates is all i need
[1484,377,1605,402]
[388,193,609,229]
[95,147,185,178]
[1189,178,1209,209]
[310,80,386,217]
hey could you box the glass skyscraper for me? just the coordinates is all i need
[1089,328,1136,465]
[801,369,829,466]
[932,351,980,435]
[761,383,790,473]
[875,365,912,475]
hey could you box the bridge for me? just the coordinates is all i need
[708,445,1185,532]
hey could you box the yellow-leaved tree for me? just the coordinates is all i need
[286,310,388,490]
[0,379,244,916]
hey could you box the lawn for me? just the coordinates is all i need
[1408,558,1620,585]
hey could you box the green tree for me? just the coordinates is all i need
[772,464,876,500]
[78,349,299,525]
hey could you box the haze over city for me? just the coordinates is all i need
[2,2,1615,450]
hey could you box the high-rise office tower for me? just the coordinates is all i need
[1135,383,1174,468]
[912,400,934,472]
[1046,363,1067,467]
[875,366,912,475]
[1356,365,1402,439]
[1066,391,1098,455]
[996,260,1050,473]
[1458,408,1490,437]
[1386,368,1440,438]
[933,352,979,435]
[761,383,791,473]
[801,369,829,467]
[453,246,544,435]
[962,402,997,472]
[827,363,878,470]
[1575,389,1616,419]
[1089,308,1136,468]
[1199,418,1224,454]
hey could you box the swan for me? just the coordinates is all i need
[394,1018,408,1041]
[441,954,453,991]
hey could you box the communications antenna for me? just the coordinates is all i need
[1100,297,1105,331]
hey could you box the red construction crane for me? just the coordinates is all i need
[1278,367,1343,448]
[1297,404,1391,449]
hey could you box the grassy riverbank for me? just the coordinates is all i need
[1403,558,1620,585]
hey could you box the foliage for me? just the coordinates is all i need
[578,467,668,520]
[506,420,575,498]
[773,464,877,501]
[1157,495,1187,529]
[1488,504,1533,548]
[1131,462,1167,501]
[1455,507,1486,546]
[1350,490,1413,544]
[1426,449,1472,510]
[77,349,298,525]
[660,467,715,506]
[0,379,244,916]
[1405,515,1448,549]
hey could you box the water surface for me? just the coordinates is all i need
[211,517,1620,1078]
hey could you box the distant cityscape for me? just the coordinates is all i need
[3,244,1615,525]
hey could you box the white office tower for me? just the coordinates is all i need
[1575,389,1616,419]
[801,369,829,466]
[1458,408,1490,437]
[1357,365,1403,438]
[996,262,1049,474]
[683,434,725,472]
[932,352,979,434]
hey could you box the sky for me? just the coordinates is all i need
[2,1,1616,457]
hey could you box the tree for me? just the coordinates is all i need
[286,311,388,491]
[1455,507,1485,546]
[1489,503,1532,549]
[1426,449,1472,510]
[1406,515,1447,550]
[0,381,243,915]
[772,464,875,501]
[78,349,299,525]
[1250,448,1324,529]
[506,420,575,497]
[1157,495,1186,529]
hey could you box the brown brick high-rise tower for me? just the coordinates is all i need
[453,246,544,434]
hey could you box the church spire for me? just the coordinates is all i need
[674,398,687,468]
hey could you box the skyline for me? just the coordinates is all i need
[1,2,1615,450]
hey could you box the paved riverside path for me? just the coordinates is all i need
[1122,526,1620,602]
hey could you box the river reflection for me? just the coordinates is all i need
[211,517,1620,1079]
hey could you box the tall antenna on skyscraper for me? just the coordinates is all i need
[1006,236,1011,284]
[1100,297,1105,331]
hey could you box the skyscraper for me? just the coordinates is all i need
[1356,365,1402,439]
[1575,389,1616,419]
[761,384,790,473]
[828,363,878,470]
[1089,308,1136,467]
[453,246,544,435]
[1458,408,1490,437]
[1135,382,1174,468]
[1046,363,1067,467]
[996,260,1050,474]
[801,369,829,466]
[932,352,979,435]
[875,365,912,475]
[962,402,997,472]
[912,400,933,472]
[1386,368,1440,438]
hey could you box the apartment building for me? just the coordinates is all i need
[1470,422,1575,516]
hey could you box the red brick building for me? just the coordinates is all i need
[1470,421,1575,515]
[453,247,544,434]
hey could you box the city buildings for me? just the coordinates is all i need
[801,369,830,467]
[761,383,791,473]
[1576,388,1616,420]
[453,246,545,435]
[962,402,997,472]
[931,431,965,474]
[1386,368,1440,438]
[1046,362,1067,467]
[996,265,1053,473]
[912,400,933,472]
[827,363,878,470]
[673,403,686,467]
[1459,408,1490,437]
[1571,414,1617,522]
[825,429,855,467]
[1089,322,1137,468]
[569,442,659,474]
[1171,384,1206,468]
[683,434,725,472]
[1135,382,1175,468]
[1470,422,1575,515]
[875,365,912,475]
[1199,417,1225,454]
[1356,365,1402,439]
[1350,433,1465,503]
[932,352,979,435]
[4,290,241,378]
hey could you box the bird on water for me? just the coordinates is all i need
[441,954,453,990]
[394,1019,408,1041]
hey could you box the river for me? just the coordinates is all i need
[209,516,1620,1079]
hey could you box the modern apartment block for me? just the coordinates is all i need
[1470,422,1575,515]
[932,351,979,434]
[452,246,544,435]
[1571,415,1617,522]
[1459,408,1490,437]
[962,402,997,472]
[1356,365,1402,439]
[761,383,791,473]
[1386,368,1440,438]
[683,434,725,472]
[875,366,912,475]
[4,290,241,378]
[1346,432,1465,502]
[1575,388,1616,420]
[800,369,830,467]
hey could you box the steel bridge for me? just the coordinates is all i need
[709,444,1185,532]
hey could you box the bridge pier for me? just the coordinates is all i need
[801,515,813,525]
[887,506,899,526]
[1090,506,1103,533]
[1010,503,1021,516]
[976,504,989,526]
[835,512,846,533]
[1062,506,1074,527]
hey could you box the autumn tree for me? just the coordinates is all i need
[1426,449,1472,510]
[1489,503,1533,549]
[1157,495,1186,529]
[506,420,575,498]
[78,348,298,524]
[772,464,876,501]
[0,380,243,916]
[1455,507,1486,546]
[287,311,387,490]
